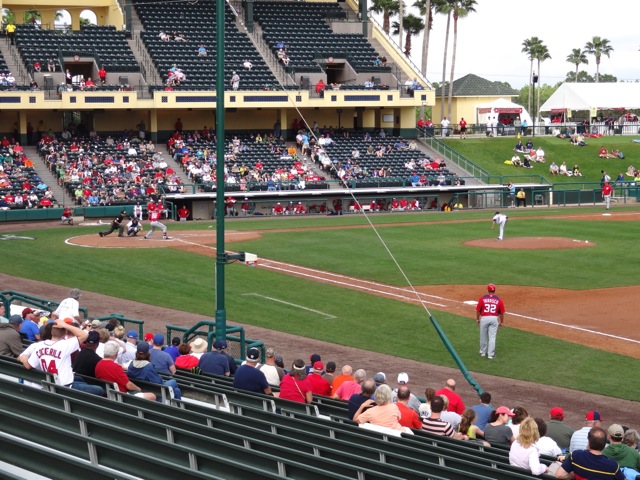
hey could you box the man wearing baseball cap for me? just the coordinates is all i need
[0,315,24,357]
[149,334,176,375]
[570,411,603,453]
[557,427,625,480]
[603,424,640,472]
[306,361,330,396]
[476,284,505,359]
[198,339,231,376]
[19,308,40,341]
[547,407,575,452]
[232,347,271,395]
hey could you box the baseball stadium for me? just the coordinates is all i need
[0,0,639,478]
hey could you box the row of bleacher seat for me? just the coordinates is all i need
[0,352,556,480]
[15,24,140,73]
[255,2,388,73]
[134,0,279,90]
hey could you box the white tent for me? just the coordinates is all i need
[540,83,640,114]
[475,98,532,125]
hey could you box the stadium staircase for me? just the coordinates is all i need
[24,145,72,206]
[0,41,30,86]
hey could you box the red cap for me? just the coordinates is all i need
[313,361,324,371]
[144,333,154,342]
[22,307,35,317]
[487,284,496,292]
[586,411,603,421]
[550,407,564,419]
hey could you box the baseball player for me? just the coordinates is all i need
[491,211,508,240]
[99,210,127,237]
[475,284,506,359]
[60,206,73,225]
[144,207,169,240]
[602,181,613,210]
[126,217,142,237]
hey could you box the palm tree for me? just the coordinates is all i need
[566,48,588,82]
[533,43,551,128]
[584,36,613,82]
[392,13,425,56]
[413,0,433,77]
[522,37,542,116]
[369,0,400,35]
[447,0,476,119]
[435,0,454,121]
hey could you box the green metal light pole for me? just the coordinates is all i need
[214,0,226,342]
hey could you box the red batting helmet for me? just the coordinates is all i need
[487,284,496,292]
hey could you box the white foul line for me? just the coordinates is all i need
[242,293,337,319]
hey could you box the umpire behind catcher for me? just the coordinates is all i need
[98,210,127,238]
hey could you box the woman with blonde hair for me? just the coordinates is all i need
[509,417,548,475]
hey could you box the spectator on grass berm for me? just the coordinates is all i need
[556,427,625,480]
[483,407,515,446]
[354,384,410,432]
[0,315,24,358]
[546,407,574,452]
[333,368,366,400]
[306,361,331,396]
[471,391,493,430]
[331,364,354,395]
[347,378,376,420]
[396,386,422,429]
[278,358,312,404]
[534,417,563,458]
[95,342,156,400]
[440,395,462,432]
[391,372,421,414]
[173,342,198,369]
[233,347,271,395]
[509,417,549,475]
[258,347,285,386]
[164,337,181,362]
[603,424,640,472]
[422,395,467,439]
[570,411,603,453]
[150,334,176,375]
[51,288,82,322]
[435,378,465,415]
[198,339,230,376]
[127,342,181,399]
[322,361,336,385]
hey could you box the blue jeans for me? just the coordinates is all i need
[72,380,105,396]
[163,379,181,400]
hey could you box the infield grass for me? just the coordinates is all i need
[1,207,639,400]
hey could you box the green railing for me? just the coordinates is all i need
[0,290,89,320]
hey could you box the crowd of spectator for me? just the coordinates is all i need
[37,128,183,207]
[0,137,56,209]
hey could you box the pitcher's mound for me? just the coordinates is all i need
[463,237,596,250]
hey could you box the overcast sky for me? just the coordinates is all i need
[397,0,639,89]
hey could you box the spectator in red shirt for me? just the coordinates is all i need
[306,361,330,396]
[279,358,313,404]
[435,379,465,415]
[395,385,422,429]
[95,342,156,400]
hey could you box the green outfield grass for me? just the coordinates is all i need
[1,208,639,400]
[443,136,640,187]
